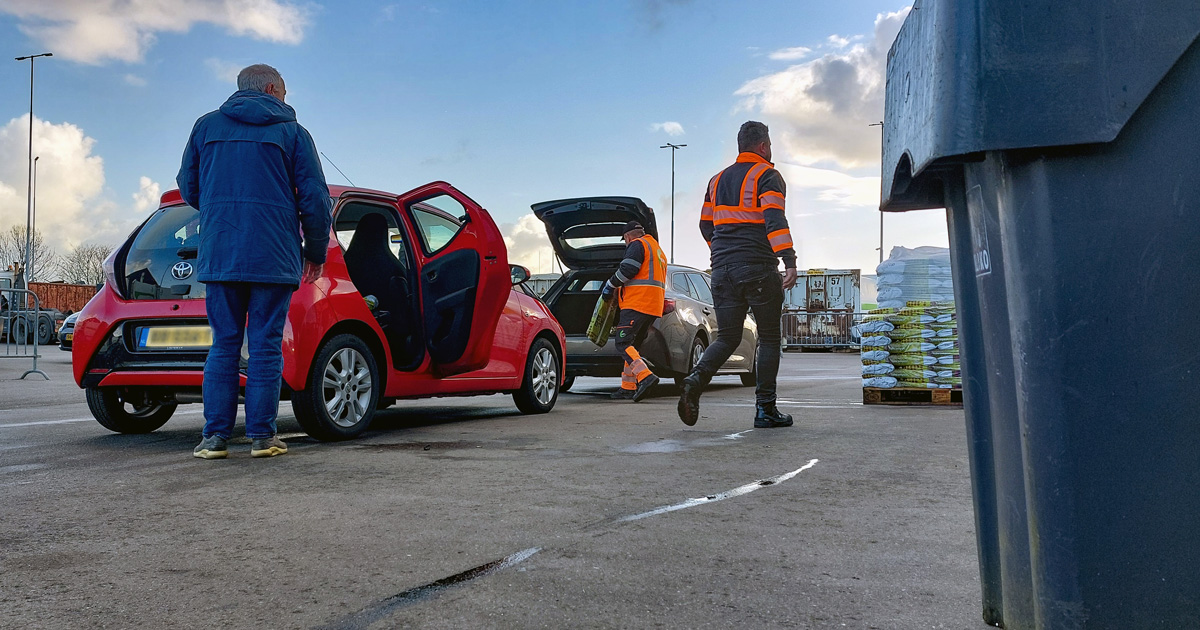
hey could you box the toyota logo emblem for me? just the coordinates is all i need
[171,261,194,280]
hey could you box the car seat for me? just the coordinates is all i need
[342,212,420,367]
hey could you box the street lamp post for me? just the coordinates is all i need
[31,156,38,282]
[869,121,884,264]
[15,52,52,286]
[659,142,686,263]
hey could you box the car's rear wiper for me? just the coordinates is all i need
[177,246,198,259]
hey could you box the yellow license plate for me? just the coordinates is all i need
[63,333,72,341]
[143,326,212,349]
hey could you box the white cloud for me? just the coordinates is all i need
[768,46,812,61]
[650,121,685,136]
[205,58,242,83]
[735,6,911,169]
[132,176,161,212]
[827,34,851,48]
[123,73,147,87]
[502,214,557,275]
[0,0,311,64]
[0,115,144,258]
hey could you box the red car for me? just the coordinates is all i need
[73,182,565,440]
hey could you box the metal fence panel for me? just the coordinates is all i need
[782,311,866,350]
[0,287,50,379]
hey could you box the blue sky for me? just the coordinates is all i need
[0,0,947,277]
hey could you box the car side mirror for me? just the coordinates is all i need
[510,264,531,286]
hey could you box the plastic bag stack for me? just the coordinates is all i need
[859,247,961,389]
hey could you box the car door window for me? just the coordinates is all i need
[409,194,468,255]
[688,273,714,305]
[671,272,696,299]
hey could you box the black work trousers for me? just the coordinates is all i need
[691,261,784,405]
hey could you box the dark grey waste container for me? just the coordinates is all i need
[882,2,1200,629]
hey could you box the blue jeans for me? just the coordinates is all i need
[691,262,784,405]
[202,282,294,440]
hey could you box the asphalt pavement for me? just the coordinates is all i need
[0,350,986,629]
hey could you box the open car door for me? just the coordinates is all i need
[399,181,509,376]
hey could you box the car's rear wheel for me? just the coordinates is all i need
[560,375,576,392]
[293,334,380,441]
[86,387,177,434]
[514,337,559,414]
[674,336,707,387]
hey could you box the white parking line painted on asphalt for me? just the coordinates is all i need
[0,407,205,428]
[617,459,819,522]
[723,429,753,439]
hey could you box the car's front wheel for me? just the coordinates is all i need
[560,375,576,392]
[513,337,559,414]
[293,334,380,441]
[86,387,177,434]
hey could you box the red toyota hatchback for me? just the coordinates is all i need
[73,182,565,440]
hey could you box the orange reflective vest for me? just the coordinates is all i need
[619,234,667,317]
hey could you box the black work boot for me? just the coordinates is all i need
[677,373,702,426]
[611,388,635,400]
[632,373,660,402]
[754,403,794,428]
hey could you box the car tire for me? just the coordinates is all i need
[560,374,576,392]
[513,337,559,414]
[86,387,176,434]
[292,334,380,441]
[674,336,707,388]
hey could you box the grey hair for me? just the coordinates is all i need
[237,64,284,93]
[737,121,770,152]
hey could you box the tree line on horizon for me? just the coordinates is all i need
[0,225,113,286]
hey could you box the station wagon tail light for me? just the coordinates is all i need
[662,298,676,315]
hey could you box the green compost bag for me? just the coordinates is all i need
[586,295,617,347]
[890,353,939,367]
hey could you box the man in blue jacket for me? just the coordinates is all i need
[177,64,332,459]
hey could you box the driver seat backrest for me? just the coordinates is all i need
[343,213,405,315]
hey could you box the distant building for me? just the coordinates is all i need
[525,273,561,297]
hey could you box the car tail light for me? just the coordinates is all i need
[102,247,122,299]
[662,298,676,315]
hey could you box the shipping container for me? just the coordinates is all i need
[28,282,100,315]
[782,269,862,350]
[784,269,861,312]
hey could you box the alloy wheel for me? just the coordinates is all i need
[322,347,374,428]
[531,346,557,406]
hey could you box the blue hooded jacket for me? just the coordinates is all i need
[176,90,332,286]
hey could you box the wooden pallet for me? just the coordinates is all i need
[863,387,963,406]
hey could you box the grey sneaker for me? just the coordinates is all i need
[250,435,288,458]
[193,435,229,459]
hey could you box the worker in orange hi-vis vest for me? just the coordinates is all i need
[678,121,799,429]
[600,220,667,402]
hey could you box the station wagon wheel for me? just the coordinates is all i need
[514,337,559,414]
[675,336,707,388]
[86,387,177,434]
[293,334,380,441]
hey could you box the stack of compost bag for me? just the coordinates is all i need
[859,247,961,389]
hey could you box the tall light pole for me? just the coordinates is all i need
[31,156,39,282]
[869,121,884,263]
[16,52,52,286]
[659,142,686,263]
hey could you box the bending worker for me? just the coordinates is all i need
[601,220,668,402]
[678,121,798,428]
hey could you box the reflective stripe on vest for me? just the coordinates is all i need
[618,234,667,317]
[712,163,771,225]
